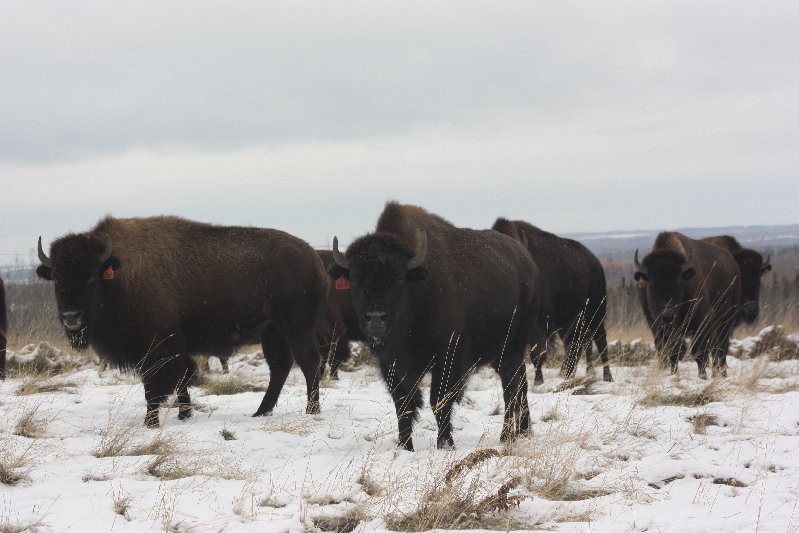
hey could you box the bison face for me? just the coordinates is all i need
[36,235,120,351]
[634,250,695,325]
[329,232,428,349]
[734,249,770,325]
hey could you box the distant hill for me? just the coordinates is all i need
[565,224,799,257]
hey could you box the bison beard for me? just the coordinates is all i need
[330,202,542,451]
[634,232,741,378]
[37,216,327,427]
[492,218,613,385]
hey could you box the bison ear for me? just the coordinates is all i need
[761,264,772,275]
[633,271,648,283]
[328,264,349,279]
[681,267,696,281]
[36,265,52,281]
[405,266,429,283]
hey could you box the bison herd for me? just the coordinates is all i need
[0,202,772,451]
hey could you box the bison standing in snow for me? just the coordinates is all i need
[492,218,612,385]
[634,232,741,378]
[701,235,771,326]
[37,216,328,426]
[329,202,543,451]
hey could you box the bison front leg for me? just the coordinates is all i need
[379,358,422,451]
[430,365,463,450]
[499,361,531,442]
[593,326,614,382]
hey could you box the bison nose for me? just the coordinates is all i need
[365,310,389,324]
[61,310,85,331]
[661,308,676,323]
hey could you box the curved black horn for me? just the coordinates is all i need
[519,229,528,248]
[38,236,52,268]
[633,249,645,273]
[332,237,349,269]
[98,240,113,263]
[764,254,771,266]
[407,230,427,270]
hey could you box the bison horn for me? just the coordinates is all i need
[519,229,529,248]
[633,249,645,273]
[332,236,349,269]
[38,236,52,268]
[98,240,113,263]
[764,254,771,267]
[407,230,428,270]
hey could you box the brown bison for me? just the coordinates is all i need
[492,218,612,385]
[329,202,543,451]
[316,250,364,380]
[0,276,6,380]
[37,216,327,426]
[634,232,741,378]
[701,235,771,325]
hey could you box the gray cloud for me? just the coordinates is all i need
[1,1,797,257]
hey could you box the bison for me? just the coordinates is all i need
[37,216,328,426]
[329,202,543,451]
[316,250,364,380]
[492,218,612,385]
[634,232,741,378]
[1,276,6,380]
[701,235,771,325]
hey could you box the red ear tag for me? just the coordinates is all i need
[103,265,115,280]
[335,276,351,290]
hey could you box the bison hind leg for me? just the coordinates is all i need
[253,325,293,417]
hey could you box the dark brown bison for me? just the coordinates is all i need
[0,276,6,380]
[316,250,364,380]
[634,232,741,378]
[701,235,771,325]
[329,202,543,451]
[37,216,327,426]
[492,219,612,385]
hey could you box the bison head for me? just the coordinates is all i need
[36,234,120,351]
[732,249,771,324]
[634,249,695,325]
[328,231,428,350]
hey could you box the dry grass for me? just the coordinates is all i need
[691,413,721,435]
[313,510,367,533]
[16,376,81,396]
[220,427,236,441]
[0,516,50,533]
[384,449,536,531]
[112,486,134,521]
[638,379,726,408]
[197,372,265,396]
[94,425,176,458]
[13,405,50,438]
[0,443,36,486]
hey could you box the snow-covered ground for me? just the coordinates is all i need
[2,330,799,532]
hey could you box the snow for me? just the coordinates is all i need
[2,331,799,532]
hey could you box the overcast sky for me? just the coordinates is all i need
[1,1,797,261]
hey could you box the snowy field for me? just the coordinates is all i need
[3,329,799,533]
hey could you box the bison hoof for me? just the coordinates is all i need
[252,409,273,417]
[144,413,160,428]
[398,441,414,452]
[533,377,544,386]
[437,438,455,450]
[603,369,614,382]
[306,402,321,415]
[178,408,193,420]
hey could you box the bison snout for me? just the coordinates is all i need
[660,307,676,323]
[61,310,85,331]
[364,310,389,336]
[741,301,759,324]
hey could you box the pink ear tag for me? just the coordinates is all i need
[335,276,351,290]
[103,265,115,280]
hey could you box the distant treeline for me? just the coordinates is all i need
[4,244,799,347]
